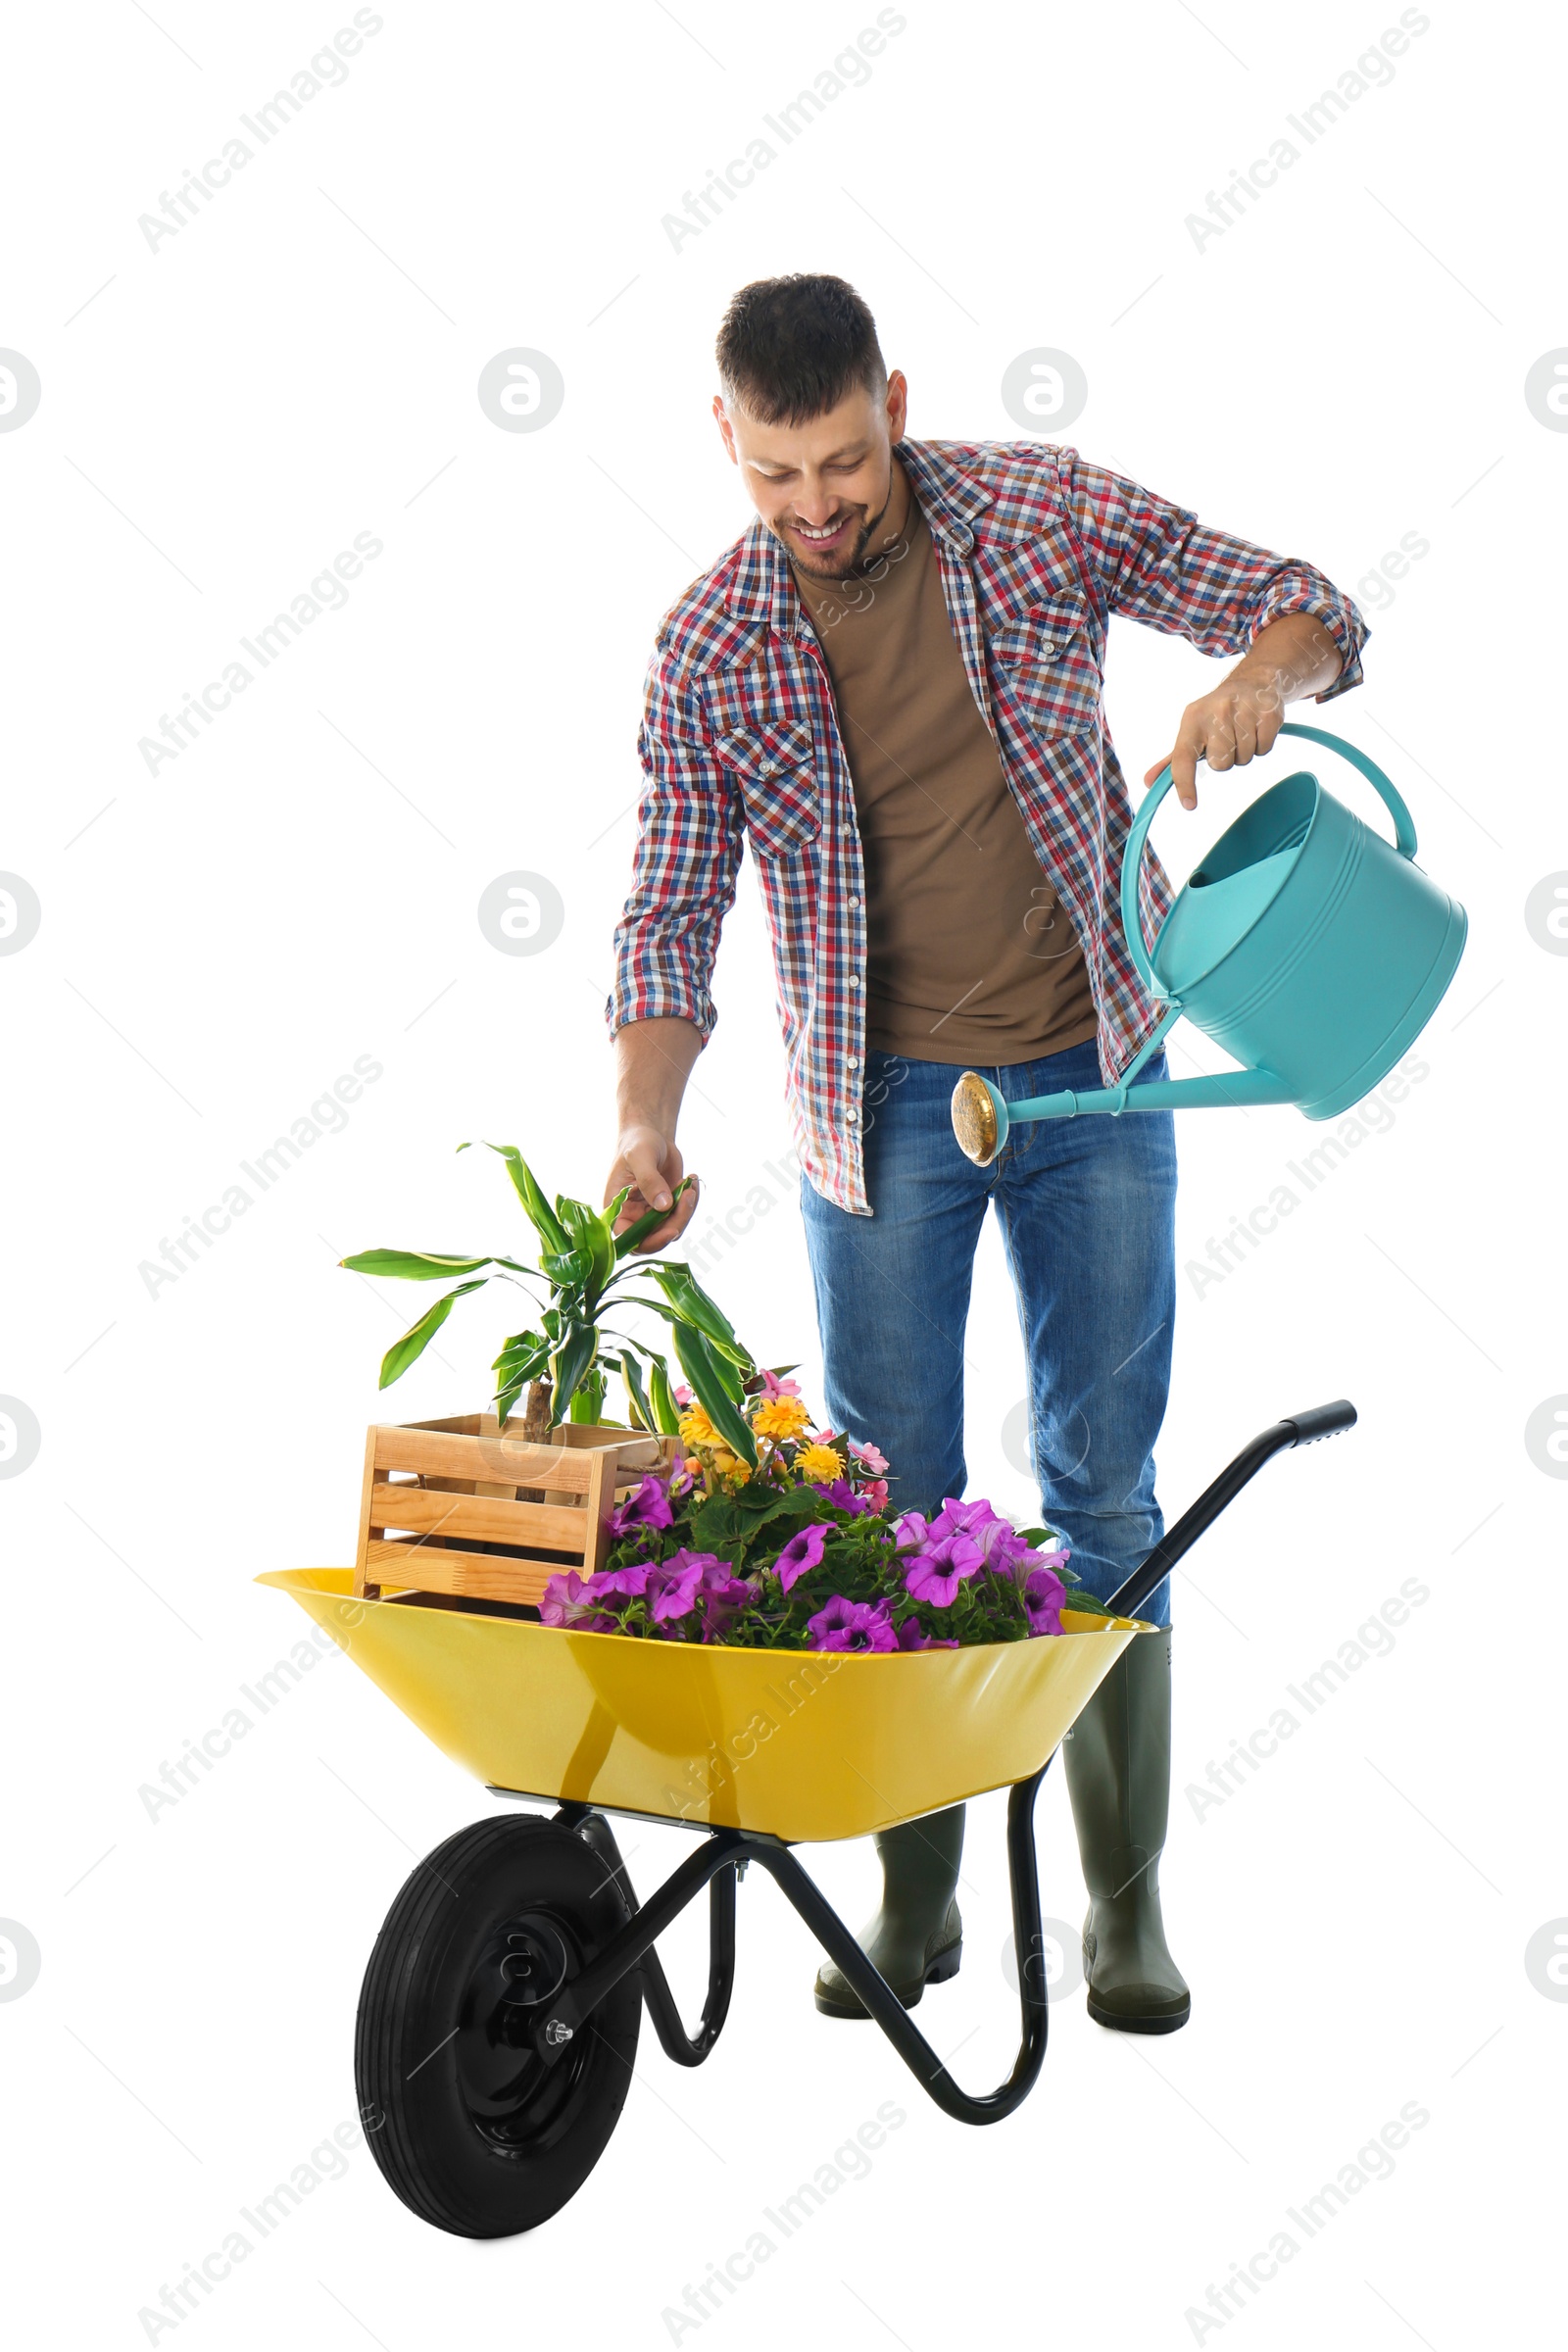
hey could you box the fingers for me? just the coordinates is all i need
[607,1130,699,1252]
[1170,712,1206,810]
[626,1173,700,1255]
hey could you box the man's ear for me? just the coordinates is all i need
[885,368,908,444]
[712,393,738,465]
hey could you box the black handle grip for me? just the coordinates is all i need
[1102,1399,1357,1622]
[1281,1398,1357,1446]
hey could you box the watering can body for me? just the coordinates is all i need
[951,723,1467,1165]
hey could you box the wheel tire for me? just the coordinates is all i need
[355,1813,640,2237]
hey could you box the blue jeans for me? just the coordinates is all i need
[800,1041,1178,1626]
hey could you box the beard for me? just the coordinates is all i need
[776,483,896,581]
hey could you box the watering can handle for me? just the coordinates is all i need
[1121,721,1421,995]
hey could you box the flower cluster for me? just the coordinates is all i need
[539,1385,1079,1654]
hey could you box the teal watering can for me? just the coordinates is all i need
[951,723,1467,1166]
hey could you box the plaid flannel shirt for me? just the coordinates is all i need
[609,436,1368,1215]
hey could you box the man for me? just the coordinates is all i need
[605,274,1366,2034]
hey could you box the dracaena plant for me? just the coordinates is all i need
[340,1142,764,1462]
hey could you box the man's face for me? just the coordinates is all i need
[713,370,908,579]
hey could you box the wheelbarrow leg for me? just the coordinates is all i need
[749,1763,1054,2127]
[555,1803,738,2067]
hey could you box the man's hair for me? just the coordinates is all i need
[715,274,886,426]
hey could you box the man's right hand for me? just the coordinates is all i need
[605,1122,700,1253]
[606,1015,706,1252]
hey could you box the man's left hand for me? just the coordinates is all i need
[1144,611,1343,810]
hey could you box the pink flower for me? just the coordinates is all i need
[849,1437,889,1477]
[859,1478,890,1510]
[806,1595,899,1653]
[672,1384,695,1407]
[645,1547,723,1625]
[757,1367,803,1400]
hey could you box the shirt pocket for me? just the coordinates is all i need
[711,716,821,860]
[988,594,1102,739]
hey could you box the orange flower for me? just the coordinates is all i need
[795,1442,845,1483]
[752,1395,811,1440]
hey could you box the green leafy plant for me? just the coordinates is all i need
[340,1143,762,1457]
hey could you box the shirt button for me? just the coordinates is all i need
[848,894,861,908]
[848,1105,860,1123]
[847,1054,860,1069]
[849,972,861,987]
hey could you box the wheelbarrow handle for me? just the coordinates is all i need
[1102,1400,1356,1622]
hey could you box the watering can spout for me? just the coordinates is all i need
[952,1068,1297,1166]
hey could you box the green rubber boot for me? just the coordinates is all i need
[812,1805,965,2019]
[1064,1626,1191,2034]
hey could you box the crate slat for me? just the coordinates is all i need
[371,1427,597,1492]
[368,1483,593,1552]
[363,1538,560,1605]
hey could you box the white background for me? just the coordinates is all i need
[1,1,1561,2346]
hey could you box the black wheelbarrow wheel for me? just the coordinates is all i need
[355,1812,640,2238]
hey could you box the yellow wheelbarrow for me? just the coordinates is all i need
[262,1400,1354,2238]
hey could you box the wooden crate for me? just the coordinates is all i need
[354,1414,680,1606]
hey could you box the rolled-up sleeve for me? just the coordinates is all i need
[607,642,743,1044]
[1058,448,1369,702]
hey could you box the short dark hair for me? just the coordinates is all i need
[715,273,886,426]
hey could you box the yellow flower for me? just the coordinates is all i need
[752,1395,811,1440]
[678,1403,717,1446]
[710,1448,752,1485]
[796,1443,844,1484]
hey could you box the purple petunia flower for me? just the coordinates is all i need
[806,1595,899,1653]
[774,1521,830,1592]
[606,1473,675,1543]
[809,1477,876,1517]
[699,1569,758,1642]
[645,1547,725,1625]
[895,1615,958,1651]
[1022,1564,1067,1638]
[902,1531,985,1608]
[538,1571,617,1632]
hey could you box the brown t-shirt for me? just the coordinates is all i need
[792,499,1098,1067]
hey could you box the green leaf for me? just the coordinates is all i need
[492,1332,550,1383]
[618,1350,655,1432]
[471,1143,570,1254]
[377,1279,488,1389]
[342,1249,494,1281]
[540,1247,593,1288]
[550,1321,599,1425]
[653,1263,752,1371]
[647,1354,682,1437]
[612,1176,694,1259]
[671,1321,758,1466]
[558,1197,615,1306]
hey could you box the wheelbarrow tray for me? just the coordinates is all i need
[260,1567,1151,1841]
